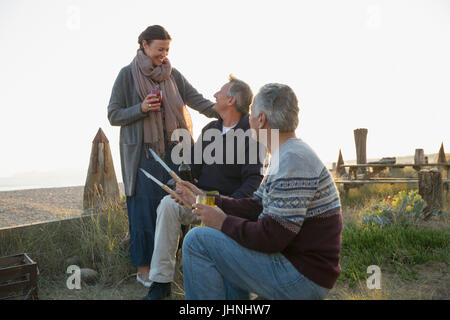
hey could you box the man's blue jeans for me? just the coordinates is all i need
[182,226,329,300]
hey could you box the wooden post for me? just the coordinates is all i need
[418,169,443,220]
[414,148,425,171]
[437,142,446,164]
[336,149,346,177]
[28,264,38,300]
[354,128,368,164]
[437,142,448,193]
[83,128,120,210]
[354,128,368,174]
[414,149,425,164]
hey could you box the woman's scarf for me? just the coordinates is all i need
[131,50,193,159]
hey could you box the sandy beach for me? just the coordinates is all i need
[0,184,125,230]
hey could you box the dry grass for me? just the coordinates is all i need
[329,262,449,300]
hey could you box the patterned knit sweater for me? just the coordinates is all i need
[218,138,343,289]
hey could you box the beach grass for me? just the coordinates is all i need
[0,201,133,290]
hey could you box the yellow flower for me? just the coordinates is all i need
[406,206,412,212]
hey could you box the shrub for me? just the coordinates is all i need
[361,190,441,227]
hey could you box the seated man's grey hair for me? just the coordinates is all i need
[227,75,253,115]
[253,83,299,132]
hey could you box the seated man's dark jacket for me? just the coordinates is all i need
[190,114,264,198]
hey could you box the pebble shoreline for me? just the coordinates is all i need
[0,184,125,229]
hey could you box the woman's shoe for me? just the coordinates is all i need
[136,273,152,288]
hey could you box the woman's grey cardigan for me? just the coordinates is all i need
[107,64,217,197]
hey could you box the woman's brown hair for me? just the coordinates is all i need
[138,25,172,50]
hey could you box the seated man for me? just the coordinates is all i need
[143,76,264,300]
[178,83,343,300]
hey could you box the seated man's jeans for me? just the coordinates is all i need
[182,226,330,300]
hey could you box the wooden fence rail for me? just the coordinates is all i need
[332,128,448,212]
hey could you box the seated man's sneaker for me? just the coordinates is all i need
[142,282,171,300]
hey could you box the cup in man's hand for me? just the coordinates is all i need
[195,195,215,226]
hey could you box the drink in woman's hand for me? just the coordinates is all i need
[150,88,162,102]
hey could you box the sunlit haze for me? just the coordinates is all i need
[0,0,449,188]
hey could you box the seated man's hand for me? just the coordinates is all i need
[171,180,205,206]
[192,204,226,230]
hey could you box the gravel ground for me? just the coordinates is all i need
[0,184,125,229]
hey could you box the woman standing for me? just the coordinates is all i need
[107,25,216,288]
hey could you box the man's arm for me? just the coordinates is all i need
[220,177,315,253]
[230,165,263,199]
[221,215,298,253]
[215,195,263,221]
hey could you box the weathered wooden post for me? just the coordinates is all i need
[413,148,425,170]
[436,142,449,192]
[418,169,443,220]
[414,149,425,164]
[336,149,346,177]
[354,128,368,175]
[83,128,120,210]
[437,142,446,164]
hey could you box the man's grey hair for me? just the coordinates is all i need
[227,75,253,115]
[252,83,299,132]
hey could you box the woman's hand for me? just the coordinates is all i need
[171,180,205,206]
[192,204,227,230]
[141,94,161,113]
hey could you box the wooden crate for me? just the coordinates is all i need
[0,253,39,300]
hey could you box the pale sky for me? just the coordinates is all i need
[0,0,449,185]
